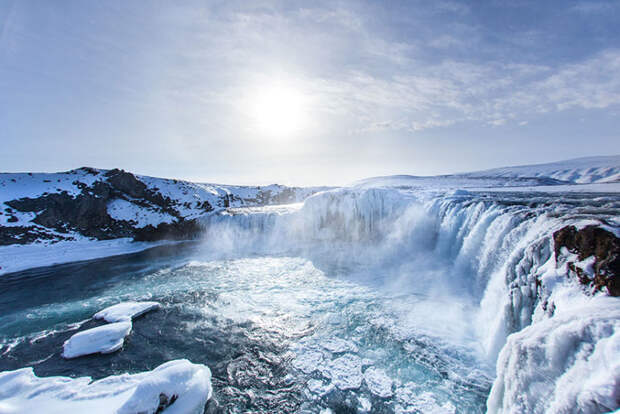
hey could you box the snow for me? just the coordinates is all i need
[467,155,620,184]
[0,238,175,276]
[353,155,620,189]
[62,321,133,359]
[106,199,176,228]
[0,359,212,414]
[487,296,620,414]
[93,301,161,323]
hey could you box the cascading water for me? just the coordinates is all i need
[1,187,618,413]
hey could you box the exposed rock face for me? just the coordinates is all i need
[553,225,620,296]
[3,169,199,243]
[0,167,318,246]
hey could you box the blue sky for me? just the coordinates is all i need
[0,0,619,185]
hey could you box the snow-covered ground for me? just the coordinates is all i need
[354,155,620,188]
[0,238,176,275]
[466,155,620,184]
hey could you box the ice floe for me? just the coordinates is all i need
[363,367,393,398]
[321,337,359,353]
[62,321,132,359]
[323,354,363,390]
[394,385,456,414]
[292,350,324,374]
[0,359,212,414]
[94,301,161,322]
[305,378,334,398]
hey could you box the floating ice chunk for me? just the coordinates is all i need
[323,354,363,390]
[321,338,359,353]
[0,359,211,414]
[394,386,455,414]
[306,379,334,397]
[94,301,161,322]
[363,367,393,398]
[292,350,324,374]
[62,321,132,359]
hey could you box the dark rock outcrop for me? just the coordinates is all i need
[0,225,74,246]
[133,219,203,242]
[4,169,195,242]
[553,225,620,296]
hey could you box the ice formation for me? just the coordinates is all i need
[62,321,133,359]
[0,359,212,414]
[93,301,161,323]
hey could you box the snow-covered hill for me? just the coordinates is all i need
[354,155,620,188]
[464,155,620,184]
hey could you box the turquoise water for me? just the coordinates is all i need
[0,244,491,413]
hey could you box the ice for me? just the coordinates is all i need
[487,297,620,414]
[363,367,393,398]
[292,350,324,374]
[0,359,212,414]
[394,385,456,414]
[323,354,363,390]
[94,301,161,323]
[321,338,359,353]
[62,321,132,359]
[306,378,334,397]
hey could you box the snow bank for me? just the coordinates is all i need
[94,301,161,323]
[0,238,173,276]
[487,297,620,414]
[0,359,212,414]
[468,155,620,184]
[62,321,132,359]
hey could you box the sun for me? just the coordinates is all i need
[250,83,308,138]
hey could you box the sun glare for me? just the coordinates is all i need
[251,83,308,138]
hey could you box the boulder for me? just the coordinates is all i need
[553,225,619,296]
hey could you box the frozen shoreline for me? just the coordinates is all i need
[0,238,182,276]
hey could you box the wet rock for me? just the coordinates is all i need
[155,393,178,413]
[553,225,620,296]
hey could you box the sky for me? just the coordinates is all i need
[0,0,619,186]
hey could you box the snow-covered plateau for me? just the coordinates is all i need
[0,155,619,413]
